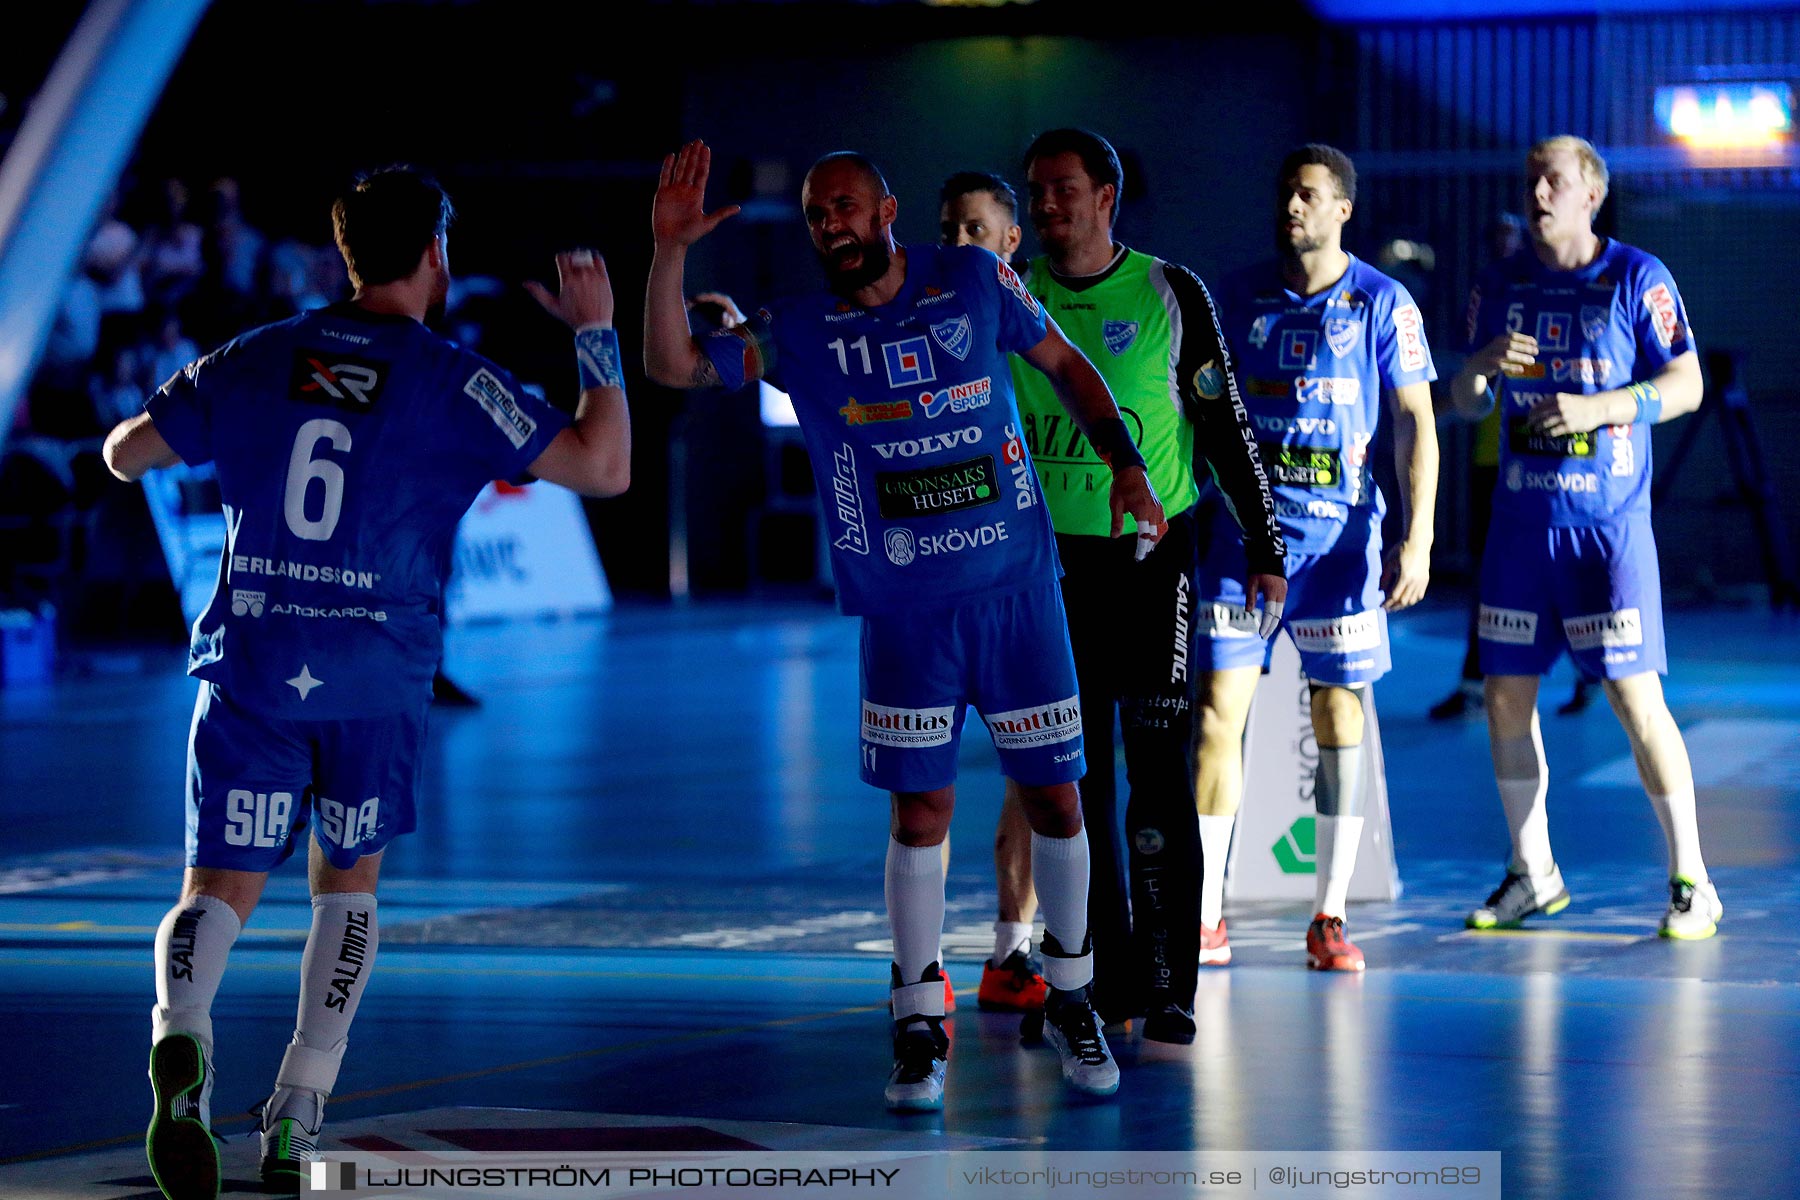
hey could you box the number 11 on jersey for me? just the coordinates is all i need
[829,336,872,375]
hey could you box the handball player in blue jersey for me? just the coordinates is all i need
[105,167,633,1200]
[644,141,1164,1110]
[1451,136,1721,939]
[1192,145,1440,973]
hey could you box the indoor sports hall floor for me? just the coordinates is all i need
[2,594,1796,1200]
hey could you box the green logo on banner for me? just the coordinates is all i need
[1271,816,1316,874]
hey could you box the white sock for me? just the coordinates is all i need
[152,893,241,1057]
[1029,829,1092,990]
[1198,814,1236,927]
[1494,723,1553,877]
[991,920,1031,965]
[271,892,378,1114]
[1648,788,1707,883]
[885,838,945,984]
[1314,814,1365,918]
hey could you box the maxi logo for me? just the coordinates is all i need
[830,445,870,555]
[875,455,998,519]
[1643,282,1680,349]
[882,337,936,388]
[290,350,385,411]
[930,315,972,361]
[872,426,982,459]
[1393,303,1427,373]
[918,375,993,419]
[996,259,1041,317]
[1324,317,1361,357]
[1581,305,1610,343]
[1001,423,1036,509]
[223,789,294,848]
[1478,605,1538,646]
[1535,311,1572,353]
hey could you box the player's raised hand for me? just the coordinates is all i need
[653,141,741,249]
[524,249,614,329]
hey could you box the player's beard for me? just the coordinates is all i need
[820,237,891,298]
[1279,221,1324,258]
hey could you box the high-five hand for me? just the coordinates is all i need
[653,141,742,249]
[524,249,614,330]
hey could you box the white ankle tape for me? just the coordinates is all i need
[275,1040,343,1096]
[890,979,945,1021]
[1041,951,1093,992]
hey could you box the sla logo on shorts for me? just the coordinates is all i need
[985,697,1081,749]
[1478,605,1538,646]
[862,702,955,748]
[224,789,294,848]
[1289,612,1381,654]
[320,796,381,849]
[1563,608,1643,651]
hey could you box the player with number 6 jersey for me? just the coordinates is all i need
[104,166,632,1200]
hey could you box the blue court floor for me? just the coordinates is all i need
[1,593,1797,1199]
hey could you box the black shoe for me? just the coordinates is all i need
[146,1034,220,1200]
[1141,1002,1196,1045]
[1042,984,1120,1095]
[431,669,481,707]
[1428,682,1483,721]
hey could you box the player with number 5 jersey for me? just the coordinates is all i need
[104,167,632,1200]
[1451,136,1721,945]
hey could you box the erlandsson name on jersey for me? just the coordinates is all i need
[232,555,378,589]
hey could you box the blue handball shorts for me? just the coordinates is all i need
[859,579,1085,793]
[185,682,428,871]
[1477,515,1667,679]
[1193,499,1391,686]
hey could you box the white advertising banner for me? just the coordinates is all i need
[446,482,611,625]
[1226,634,1401,901]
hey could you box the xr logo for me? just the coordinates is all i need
[1271,816,1317,874]
[291,349,385,410]
[301,359,380,405]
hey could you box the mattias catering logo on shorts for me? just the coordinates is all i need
[862,701,954,748]
[984,697,1081,749]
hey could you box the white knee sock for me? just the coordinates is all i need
[152,894,241,1057]
[1029,829,1092,990]
[885,838,945,985]
[1314,815,1365,919]
[1198,814,1235,927]
[1647,788,1708,883]
[1494,720,1553,876]
[992,920,1032,965]
[270,892,378,1117]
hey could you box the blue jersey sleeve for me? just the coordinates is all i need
[698,307,776,392]
[1376,282,1437,388]
[1463,265,1507,355]
[992,256,1048,355]
[443,355,570,480]
[144,347,231,467]
[1629,257,1694,373]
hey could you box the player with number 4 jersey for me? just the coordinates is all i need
[105,167,631,1200]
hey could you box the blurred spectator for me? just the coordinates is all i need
[29,264,103,439]
[139,178,204,311]
[87,189,145,365]
[265,239,334,317]
[91,346,146,427]
[146,309,198,393]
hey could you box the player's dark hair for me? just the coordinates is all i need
[939,171,1018,222]
[1278,144,1357,205]
[331,166,455,289]
[1021,128,1123,227]
[806,151,891,199]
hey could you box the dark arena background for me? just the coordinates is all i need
[2,2,1798,1198]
